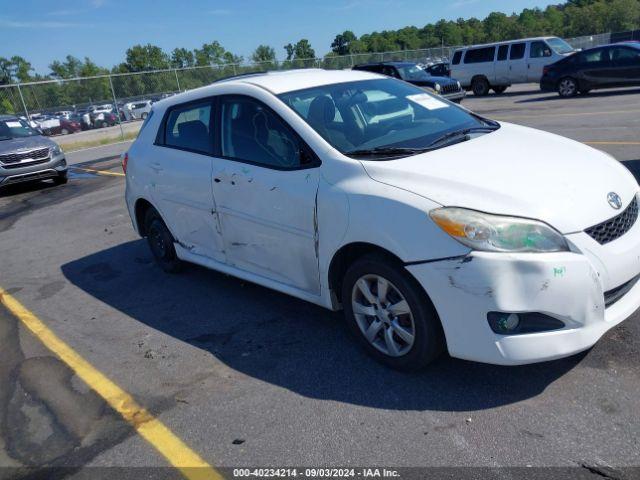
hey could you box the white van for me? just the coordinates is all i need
[450,37,575,96]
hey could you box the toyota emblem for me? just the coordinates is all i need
[607,192,623,210]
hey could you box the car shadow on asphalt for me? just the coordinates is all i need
[61,239,584,412]
[514,87,640,103]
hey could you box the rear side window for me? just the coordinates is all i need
[530,41,552,58]
[510,43,526,60]
[579,48,609,64]
[497,45,509,61]
[464,47,496,64]
[451,51,462,65]
[164,102,212,154]
[610,46,640,64]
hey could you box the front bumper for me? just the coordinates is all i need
[407,246,640,365]
[0,154,67,186]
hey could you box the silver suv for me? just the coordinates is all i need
[0,115,67,188]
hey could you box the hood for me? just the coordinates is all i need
[0,135,55,155]
[410,76,456,88]
[360,123,639,233]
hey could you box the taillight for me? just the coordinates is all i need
[122,152,128,174]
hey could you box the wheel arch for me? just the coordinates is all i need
[327,242,407,309]
[133,197,156,237]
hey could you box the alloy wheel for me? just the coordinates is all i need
[559,79,576,97]
[351,274,415,357]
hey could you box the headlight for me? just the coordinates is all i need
[50,145,63,156]
[435,83,441,92]
[457,81,461,89]
[429,207,568,253]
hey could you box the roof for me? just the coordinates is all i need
[154,69,383,108]
[238,68,382,94]
[0,114,19,120]
[453,36,560,51]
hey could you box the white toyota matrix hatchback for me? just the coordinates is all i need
[124,69,640,370]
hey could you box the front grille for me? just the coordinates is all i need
[0,147,50,167]
[604,274,640,308]
[441,83,461,95]
[585,197,638,245]
[3,158,49,169]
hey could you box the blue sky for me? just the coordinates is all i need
[1,0,559,74]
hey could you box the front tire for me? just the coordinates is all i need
[144,209,182,273]
[558,77,578,97]
[342,254,445,371]
[471,77,490,96]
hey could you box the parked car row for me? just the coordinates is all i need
[21,98,156,137]
[449,36,640,98]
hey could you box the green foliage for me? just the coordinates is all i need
[171,48,195,69]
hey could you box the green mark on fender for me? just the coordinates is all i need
[554,267,566,277]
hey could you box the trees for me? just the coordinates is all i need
[251,45,276,66]
[327,0,640,55]
[284,39,316,61]
[171,48,195,69]
[331,31,357,55]
[122,44,170,72]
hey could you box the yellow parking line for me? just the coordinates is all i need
[0,287,222,480]
[71,166,125,177]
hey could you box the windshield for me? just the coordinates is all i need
[0,118,40,140]
[547,37,575,55]
[278,79,487,157]
[396,65,431,81]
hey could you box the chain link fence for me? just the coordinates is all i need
[0,29,637,145]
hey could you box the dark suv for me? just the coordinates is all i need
[353,62,465,103]
[541,42,640,97]
[0,115,68,188]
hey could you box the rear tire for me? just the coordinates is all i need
[144,209,183,274]
[558,77,578,97]
[342,253,445,371]
[492,86,507,94]
[471,77,490,96]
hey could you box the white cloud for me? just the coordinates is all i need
[0,19,83,28]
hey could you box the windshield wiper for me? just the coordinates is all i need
[345,146,429,158]
[427,125,499,149]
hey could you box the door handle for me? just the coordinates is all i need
[150,162,163,172]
